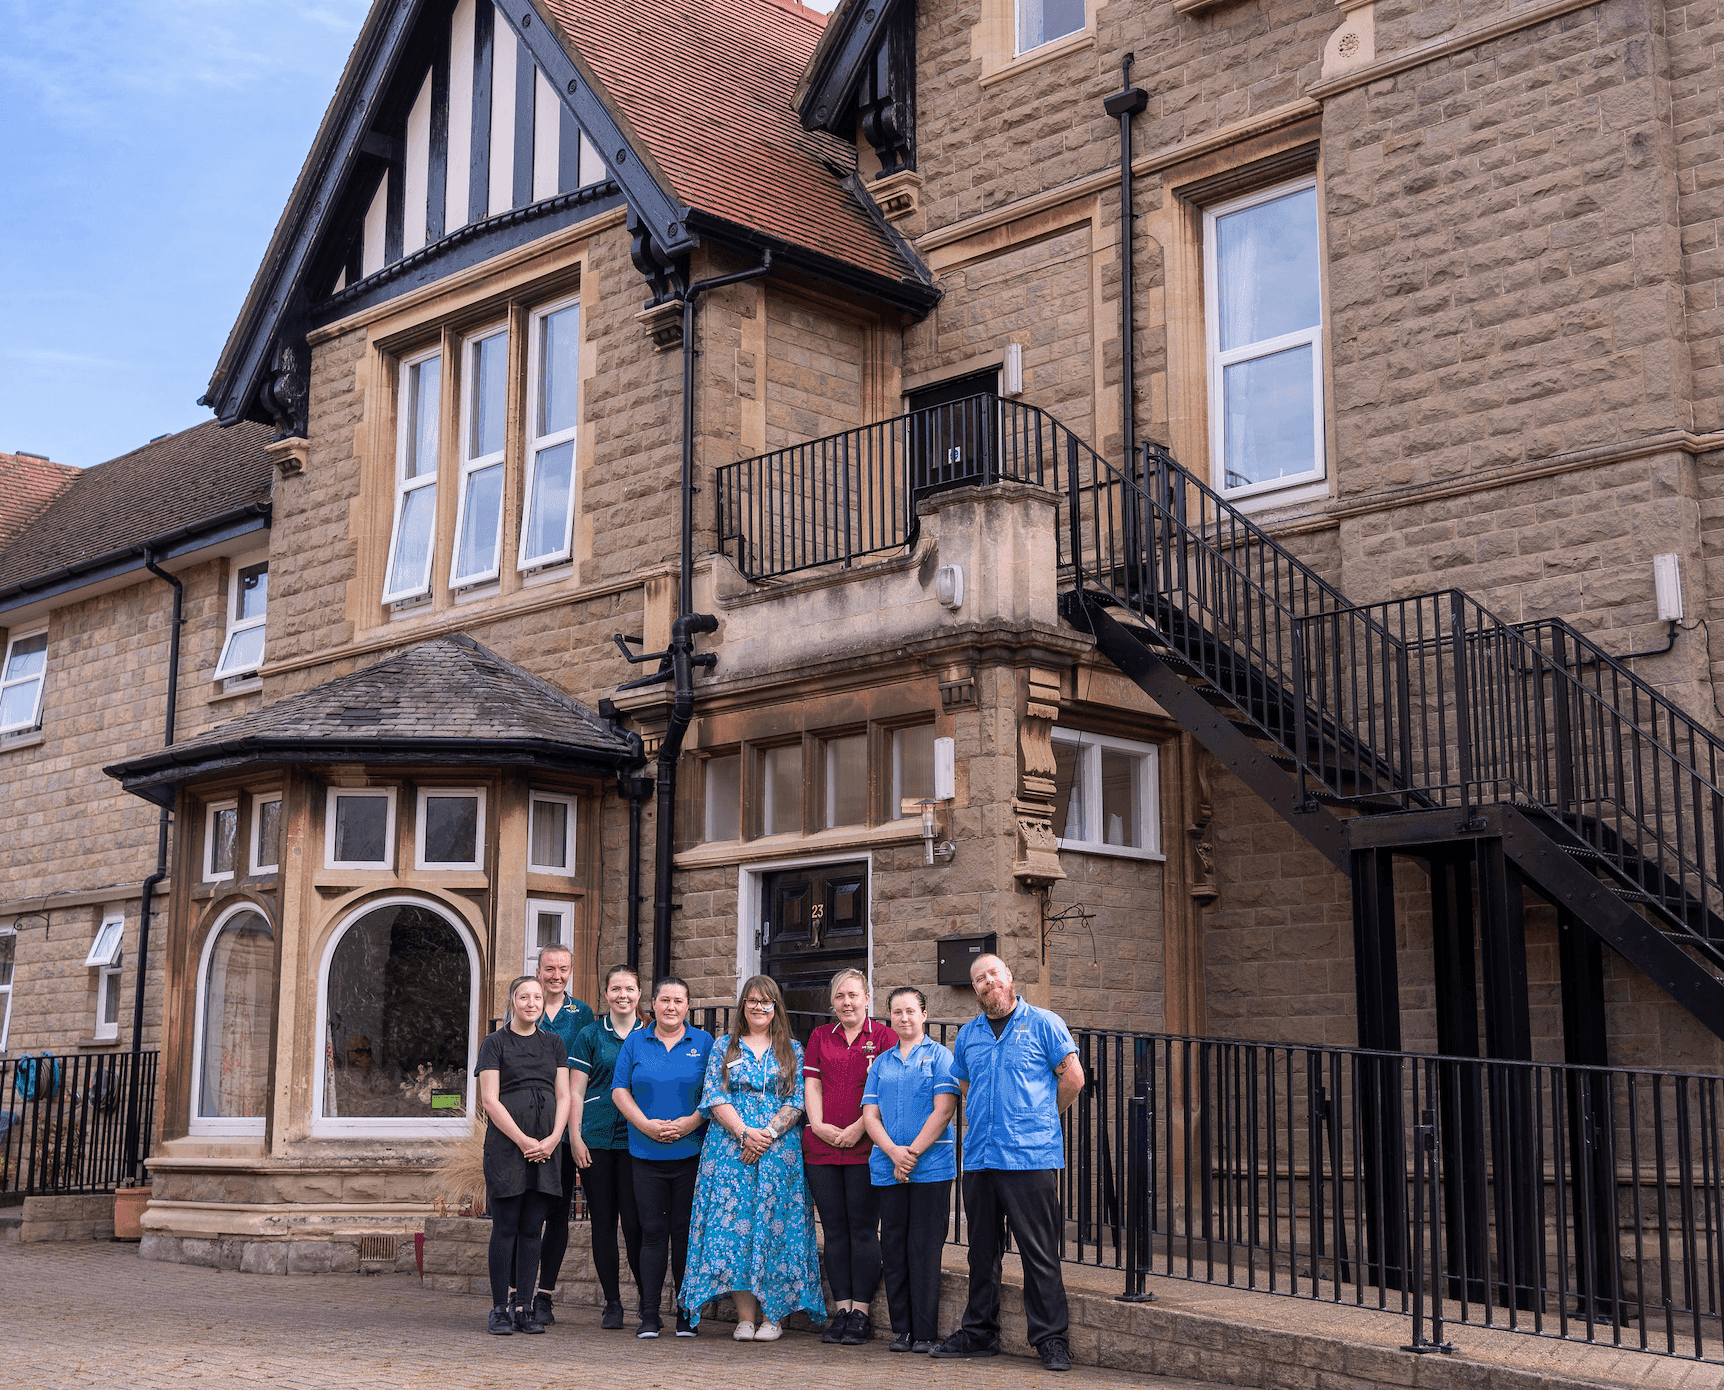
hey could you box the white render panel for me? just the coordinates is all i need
[403,71,433,253]
[361,174,388,277]
[532,69,559,203]
[488,32,515,217]
[445,0,475,231]
[579,131,604,187]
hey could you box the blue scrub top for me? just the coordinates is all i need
[950,998,1077,1172]
[861,1036,958,1185]
[611,1024,713,1161]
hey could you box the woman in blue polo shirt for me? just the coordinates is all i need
[861,985,958,1353]
[611,976,712,1340]
[569,964,645,1330]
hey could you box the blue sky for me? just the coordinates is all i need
[1,1,373,468]
[0,0,841,471]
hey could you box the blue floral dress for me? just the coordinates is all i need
[681,1035,826,1327]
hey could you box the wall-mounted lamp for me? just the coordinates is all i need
[935,563,964,610]
[908,736,958,865]
[1002,342,1025,397]
[1655,552,1684,623]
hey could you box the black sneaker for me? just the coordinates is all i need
[675,1308,697,1337]
[840,1309,873,1345]
[487,1305,514,1335]
[912,1340,939,1353]
[512,1301,544,1334]
[929,1329,1000,1359]
[637,1312,663,1339]
[889,1331,914,1353]
[533,1292,556,1326]
[601,1301,625,1330]
[1037,1336,1073,1371]
[821,1310,849,1344]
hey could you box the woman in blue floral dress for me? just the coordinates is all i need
[682,975,826,1341]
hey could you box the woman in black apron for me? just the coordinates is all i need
[477,974,571,1334]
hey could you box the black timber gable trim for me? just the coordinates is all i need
[798,0,905,135]
[312,180,624,325]
[687,205,937,314]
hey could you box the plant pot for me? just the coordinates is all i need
[113,1185,151,1241]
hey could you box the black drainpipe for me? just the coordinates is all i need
[124,551,182,1185]
[636,251,774,982]
[1105,56,1149,471]
[600,697,652,972]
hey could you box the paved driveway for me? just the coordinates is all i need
[0,1241,1227,1389]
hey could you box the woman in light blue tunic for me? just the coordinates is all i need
[681,975,826,1340]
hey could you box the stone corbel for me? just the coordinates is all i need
[266,434,309,478]
[868,169,923,223]
[939,663,976,712]
[1013,667,1067,888]
[1321,0,1375,83]
[1184,737,1218,906]
[635,299,684,352]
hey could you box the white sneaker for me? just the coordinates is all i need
[754,1321,782,1342]
[733,1321,756,1341]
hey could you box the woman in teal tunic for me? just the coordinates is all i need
[681,975,826,1341]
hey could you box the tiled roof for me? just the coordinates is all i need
[0,453,80,555]
[105,634,636,803]
[0,421,275,596]
[542,0,913,283]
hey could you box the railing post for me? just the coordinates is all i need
[1290,621,1314,811]
[1402,1102,1454,1353]
[1066,431,1084,587]
[1451,591,1483,829]
[1117,1090,1157,1302]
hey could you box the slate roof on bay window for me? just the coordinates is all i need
[544,0,910,282]
[105,634,636,806]
[0,421,275,596]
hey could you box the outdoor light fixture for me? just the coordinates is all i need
[908,738,958,865]
[1655,552,1684,623]
[1002,342,1025,396]
[935,563,964,610]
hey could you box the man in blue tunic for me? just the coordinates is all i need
[930,953,1083,1372]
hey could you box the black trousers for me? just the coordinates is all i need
[633,1153,698,1316]
[879,1179,950,1341]
[536,1146,580,1290]
[489,1189,554,1308]
[806,1161,882,1304]
[584,1146,644,1304]
[960,1168,1068,1346]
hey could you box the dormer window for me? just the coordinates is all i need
[450,329,510,589]
[519,297,581,571]
[383,350,442,604]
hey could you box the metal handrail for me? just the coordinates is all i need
[0,1050,158,1196]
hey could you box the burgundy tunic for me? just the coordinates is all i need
[801,1018,897,1165]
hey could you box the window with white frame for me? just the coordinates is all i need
[1051,729,1162,858]
[0,924,15,1052]
[518,298,581,571]
[1204,179,1326,501]
[525,897,576,974]
[450,328,509,589]
[415,787,484,870]
[0,629,48,734]
[214,559,268,679]
[528,792,576,874]
[325,787,396,869]
[87,914,125,1042]
[890,724,935,819]
[315,897,476,1134]
[205,799,239,882]
[383,349,443,603]
[191,904,275,1135]
[1017,0,1084,54]
[250,794,283,874]
[703,753,741,842]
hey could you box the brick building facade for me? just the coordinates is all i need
[6,0,1724,1265]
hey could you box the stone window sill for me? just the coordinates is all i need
[979,29,1095,89]
[78,1037,121,1050]
[0,730,45,754]
[210,677,263,703]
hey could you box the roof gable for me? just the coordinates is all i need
[105,633,636,805]
[0,454,80,555]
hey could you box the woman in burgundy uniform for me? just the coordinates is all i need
[802,967,896,1345]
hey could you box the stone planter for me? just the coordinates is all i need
[112,1186,151,1241]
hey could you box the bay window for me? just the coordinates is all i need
[191,905,275,1135]
[450,329,509,588]
[415,787,485,870]
[326,787,397,869]
[519,298,581,571]
[1204,179,1326,500]
[528,792,577,874]
[383,349,442,604]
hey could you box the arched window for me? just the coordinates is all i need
[313,897,478,1136]
[190,904,276,1137]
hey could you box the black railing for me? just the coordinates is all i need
[1,1051,158,1196]
[685,1010,1722,1362]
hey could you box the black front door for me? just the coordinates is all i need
[907,367,999,496]
[760,861,868,1036]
